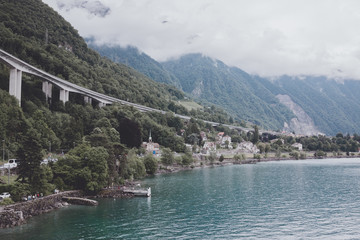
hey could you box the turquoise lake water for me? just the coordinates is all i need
[3,158,360,239]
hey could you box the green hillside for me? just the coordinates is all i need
[162,54,294,130]
[89,42,360,135]
[87,41,181,88]
[0,0,185,110]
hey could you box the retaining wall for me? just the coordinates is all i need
[0,190,81,228]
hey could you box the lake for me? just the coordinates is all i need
[3,158,360,239]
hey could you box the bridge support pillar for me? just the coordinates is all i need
[9,68,22,106]
[42,81,52,103]
[84,96,92,105]
[98,102,106,108]
[59,89,69,103]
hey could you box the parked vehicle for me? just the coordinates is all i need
[0,192,11,198]
[3,159,20,169]
[41,158,58,165]
[8,159,20,165]
[4,162,16,169]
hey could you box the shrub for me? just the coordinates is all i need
[0,197,14,205]
[181,152,193,166]
[143,154,158,175]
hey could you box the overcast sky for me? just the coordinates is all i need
[43,0,360,79]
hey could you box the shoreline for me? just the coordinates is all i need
[1,154,359,229]
[152,154,360,176]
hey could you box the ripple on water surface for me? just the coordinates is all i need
[3,158,360,239]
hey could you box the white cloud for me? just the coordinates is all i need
[43,0,360,79]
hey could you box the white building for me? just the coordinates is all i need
[237,141,259,153]
[202,141,217,154]
[291,143,303,151]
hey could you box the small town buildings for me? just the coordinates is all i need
[202,141,217,155]
[291,143,303,151]
[221,135,232,146]
[215,132,232,148]
[216,132,225,142]
[237,141,259,153]
[200,131,207,141]
[142,142,160,154]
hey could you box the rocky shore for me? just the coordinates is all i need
[0,190,81,228]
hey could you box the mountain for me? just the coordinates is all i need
[269,76,360,136]
[163,54,360,136]
[90,41,360,136]
[87,41,181,88]
[162,54,295,130]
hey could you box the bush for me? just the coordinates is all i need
[300,152,307,159]
[0,197,14,205]
[0,184,12,194]
[10,182,31,202]
[289,151,299,160]
[161,148,174,165]
[233,154,241,163]
[253,154,261,160]
[143,154,158,175]
[314,150,327,158]
[181,152,193,166]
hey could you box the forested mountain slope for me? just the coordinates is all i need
[87,41,181,88]
[91,41,360,136]
[163,54,360,135]
[162,54,294,130]
[0,0,184,110]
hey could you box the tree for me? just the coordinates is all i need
[252,125,259,144]
[17,128,43,187]
[143,153,158,175]
[161,148,174,165]
[10,182,31,202]
[208,151,217,165]
[257,142,265,153]
[84,146,109,193]
[186,133,199,145]
[265,144,270,153]
[233,154,241,164]
[181,151,193,166]
[219,154,224,163]
[275,149,281,158]
[52,143,109,194]
[123,149,146,180]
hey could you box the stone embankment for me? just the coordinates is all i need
[0,190,81,228]
[62,196,98,206]
[96,188,135,198]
